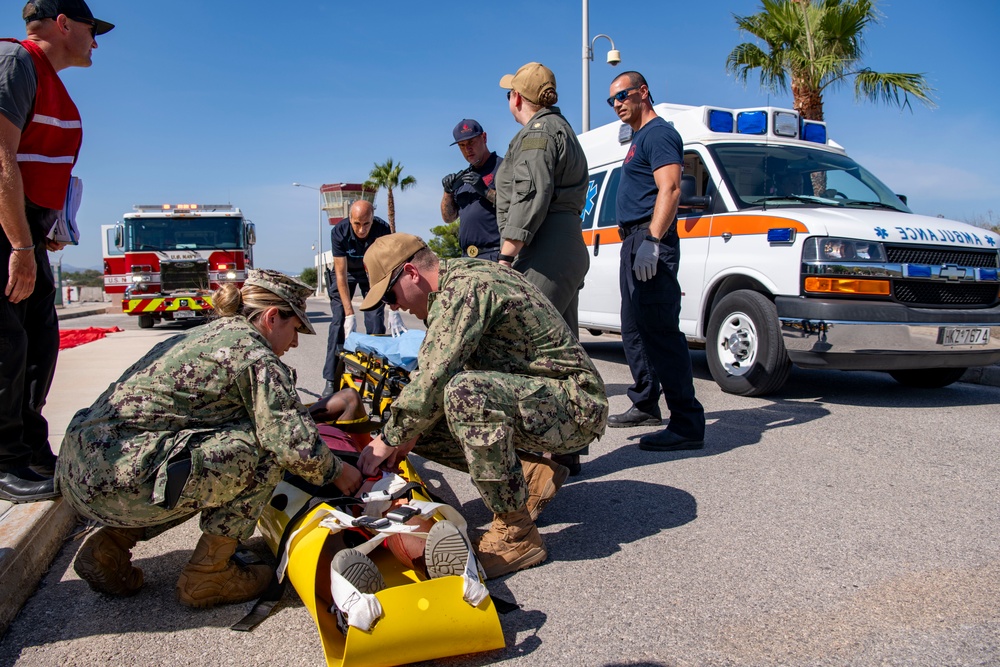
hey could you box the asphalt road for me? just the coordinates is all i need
[2,301,998,666]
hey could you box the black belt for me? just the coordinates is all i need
[618,220,652,241]
[464,245,500,258]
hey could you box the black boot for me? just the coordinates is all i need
[0,467,59,503]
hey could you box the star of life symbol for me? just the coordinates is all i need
[875,227,888,239]
[580,180,598,221]
[988,236,997,247]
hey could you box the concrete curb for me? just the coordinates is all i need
[0,499,78,635]
[56,305,114,320]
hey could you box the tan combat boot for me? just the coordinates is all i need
[74,526,146,596]
[474,508,547,579]
[519,452,569,522]
[176,533,271,608]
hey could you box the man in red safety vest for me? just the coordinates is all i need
[0,0,113,503]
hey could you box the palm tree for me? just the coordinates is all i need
[726,0,934,121]
[364,158,417,233]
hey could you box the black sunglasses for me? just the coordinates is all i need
[506,90,514,101]
[70,16,98,38]
[606,86,640,107]
[381,262,407,306]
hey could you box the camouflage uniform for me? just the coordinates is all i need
[56,316,343,541]
[495,106,590,334]
[381,259,608,513]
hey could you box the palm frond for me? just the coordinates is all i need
[853,69,937,110]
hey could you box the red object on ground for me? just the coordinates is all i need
[58,326,123,350]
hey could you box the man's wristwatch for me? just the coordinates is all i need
[644,234,662,244]
[498,253,516,263]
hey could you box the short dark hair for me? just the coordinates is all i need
[612,71,652,104]
[613,70,648,90]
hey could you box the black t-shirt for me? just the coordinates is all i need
[330,216,392,275]
[616,117,683,226]
[453,152,502,250]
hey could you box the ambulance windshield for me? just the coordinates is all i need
[709,144,912,213]
[125,217,245,252]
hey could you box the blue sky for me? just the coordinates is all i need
[4,0,998,273]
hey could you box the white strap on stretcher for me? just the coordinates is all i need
[275,498,487,633]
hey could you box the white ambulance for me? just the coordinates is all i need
[577,103,1000,395]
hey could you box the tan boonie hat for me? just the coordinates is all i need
[243,268,316,334]
[499,62,556,105]
[360,233,428,311]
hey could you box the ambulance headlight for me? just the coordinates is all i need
[225,270,237,280]
[803,237,886,262]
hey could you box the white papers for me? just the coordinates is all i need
[48,176,82,244]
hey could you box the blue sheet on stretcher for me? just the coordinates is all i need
[344,330,426,372]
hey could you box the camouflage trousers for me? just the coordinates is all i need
[414,370,597,514]
[58,422,281,542]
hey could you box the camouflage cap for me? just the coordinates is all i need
[243,268,316,334]
[360,233,428,311]
[499,62,556,105]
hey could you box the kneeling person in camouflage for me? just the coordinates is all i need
[57,270,363,607]
[356,234,608,578]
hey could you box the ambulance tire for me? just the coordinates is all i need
[137,314,154,329]
[888,367,966,389]
[706,290,791,397]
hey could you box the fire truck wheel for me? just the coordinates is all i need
[137,314,155,329]
[888,367,966,389]
[706,290,791,396]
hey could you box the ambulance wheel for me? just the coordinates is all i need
[706,290,791,396]
[137,314,154,329]
[888,367,966,389]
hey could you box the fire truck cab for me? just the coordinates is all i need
[103,203,255,328]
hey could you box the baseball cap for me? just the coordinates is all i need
[499,62,556,105]
[450,119,484,145]
[243,269,316,335]
[23,0,114,35]
[360,234,428,311]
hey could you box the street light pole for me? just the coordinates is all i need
[581,0,621,133]
[293,182,324,297]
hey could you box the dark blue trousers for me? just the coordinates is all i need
[322,272,385,382]
[619,233,705,440]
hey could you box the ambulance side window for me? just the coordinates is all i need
[581,172,607,230]
[597,167,622,228]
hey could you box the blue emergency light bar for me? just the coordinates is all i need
[703,107,828,145]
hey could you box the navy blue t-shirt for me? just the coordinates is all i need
[331,216,392,275]
[453,152,502,250]
[616,117,683,226]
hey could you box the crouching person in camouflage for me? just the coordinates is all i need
[356,234,608,578]
[56,270,363,607]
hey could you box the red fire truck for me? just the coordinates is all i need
[102,203,256,328]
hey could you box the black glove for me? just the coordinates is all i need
[461,170,489,198]
[442,171,463,194]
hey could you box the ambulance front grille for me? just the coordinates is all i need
[885,245,998,269]
[893,281,999,306]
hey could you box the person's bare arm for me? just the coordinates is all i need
[0,114,35,302]
[648,163,682,240]
[333,256,353,316]
[441,190,458,223]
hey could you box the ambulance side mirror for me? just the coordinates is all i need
[114,223,123,249]
[245,222,256,246]
[679,174,711,211]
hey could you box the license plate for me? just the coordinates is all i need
[173,310,199,319]
[938,326,990,346]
